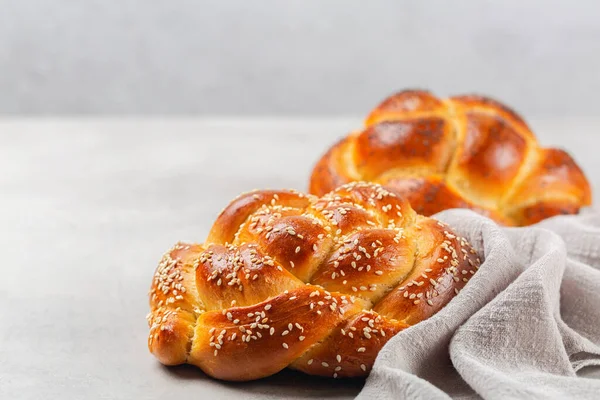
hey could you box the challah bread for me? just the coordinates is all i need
[309,90,592,226]
[147,182,480,381]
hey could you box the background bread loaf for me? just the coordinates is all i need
[310,90,592,226]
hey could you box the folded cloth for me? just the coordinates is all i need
[359,210,600,400]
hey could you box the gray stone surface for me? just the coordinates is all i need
[1,0,600,115]
[0,119,598,399]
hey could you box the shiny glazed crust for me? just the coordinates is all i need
[309,90,592,226]
[147,182,480,381]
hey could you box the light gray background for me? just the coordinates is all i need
[2,0,600,115]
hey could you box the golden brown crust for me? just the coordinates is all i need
[373,217,479,324]
[148,182,480,380]
[503,148,593,225]
[207,190,315,244]
[147,243,205,365]
[354,118,455,180]
[446,112,531,208]
[189,286,366,381]
[290,310,408,377]
[194,243,305,310]
[381,176,514,225]
[309,138,358,197]
[310,229,416,303]
[449,94,533,137]
[309,91,592,226]
[365,89,447,125]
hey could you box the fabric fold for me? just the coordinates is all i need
[359,210,600,400]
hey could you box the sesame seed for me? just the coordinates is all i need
[360,364,367,372]
[333,373,338,378]
[308,359,313,365]
[282,343,289,349]
[336,354,342,362]
[282,330,289,336]
[299,336,305,341]
[295,246,301,253]
[427,299,434,306]
[322,362,329,367]
[264,304,272,311]
[375,270,383,275]
[357,347,366,353]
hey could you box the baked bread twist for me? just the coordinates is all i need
[147,182,480,381]
[310,90,592,226]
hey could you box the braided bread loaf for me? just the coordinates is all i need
[310,90,592,226]
[147,182,480,381]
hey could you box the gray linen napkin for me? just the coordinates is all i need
[359,210,600,400]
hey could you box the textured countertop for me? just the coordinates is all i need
[1,118,598,399]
